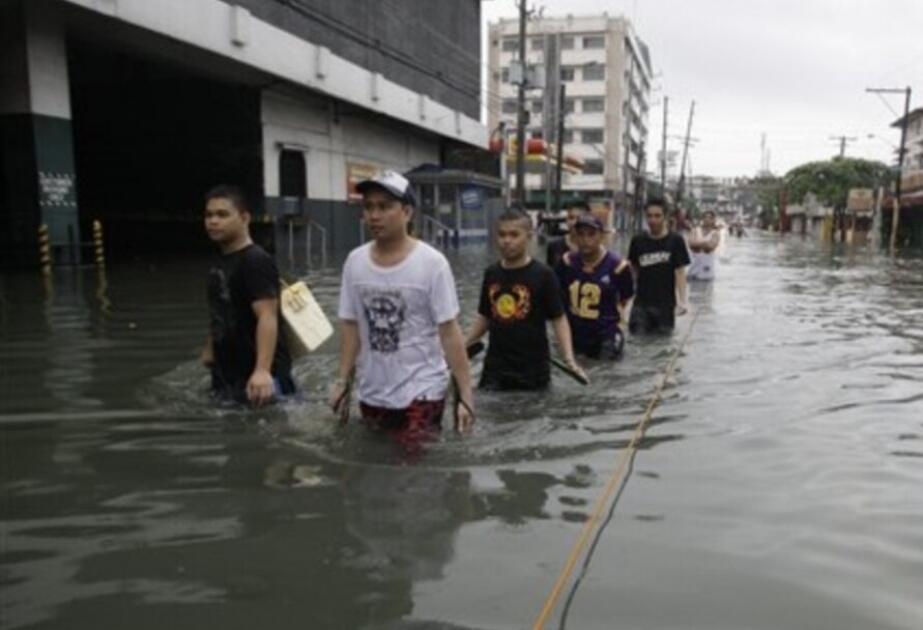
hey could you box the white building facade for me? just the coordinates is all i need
[487,14,652,208]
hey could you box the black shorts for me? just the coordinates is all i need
[479,370,550,392]
[629,306,675,334]
[575,329,625,360]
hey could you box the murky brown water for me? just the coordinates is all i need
[2,235,922,629]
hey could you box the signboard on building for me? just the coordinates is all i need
[459,185,484,211]
[847,188,874,212]
[901,169,923,193]
[346,162,380,202]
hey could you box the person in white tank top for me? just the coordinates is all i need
[688,210,721,281]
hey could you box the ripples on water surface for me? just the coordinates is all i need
[1,235,922,629]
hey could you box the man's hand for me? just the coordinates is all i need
[455,399,475,434]
[199,345,214,367]
[676,303,689,317]
[565,357,589,384]
[328,378,351,423]
[246,368,275,406]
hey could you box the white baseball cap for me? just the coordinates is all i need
[355,170,416,206]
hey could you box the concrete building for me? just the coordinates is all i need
[486,13,652,215]
[0,0,488,269]
[890,106,923,247]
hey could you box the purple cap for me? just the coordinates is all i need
[574,214,604,231]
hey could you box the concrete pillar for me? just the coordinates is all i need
[0,1,80,269]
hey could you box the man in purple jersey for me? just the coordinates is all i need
[556,214,635,360]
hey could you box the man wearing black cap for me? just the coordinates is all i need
[329,170,474,451]
[557,214,635,359]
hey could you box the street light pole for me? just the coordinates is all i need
[866,86,912,252]
[514,0,528,207]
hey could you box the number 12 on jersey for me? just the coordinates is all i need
[568,280,601,319]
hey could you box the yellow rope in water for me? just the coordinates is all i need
[532,308,701,630]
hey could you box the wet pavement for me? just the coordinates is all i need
[1,235,922,629]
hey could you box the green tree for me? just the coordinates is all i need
[783,157,892,209]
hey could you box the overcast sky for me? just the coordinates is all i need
[481,0,923,178]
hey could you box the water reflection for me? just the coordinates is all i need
[2,237,923,629]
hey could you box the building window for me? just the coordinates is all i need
[532,100,543,114]
[582,98,605,113]
[501,67,510,83]
[502,99,518,114]
[560,66,575,82]
[583,35,606,49]
[279,150,307,197]
[583,159,604,175]
[562,129,574,144]
[502,38,519,52]
[531,37,544,50]
[583,64,606,81]
[564,98,576,114]
[582,129,605,144]
[561,35,575,50]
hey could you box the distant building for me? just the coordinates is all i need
[487,13,652,215]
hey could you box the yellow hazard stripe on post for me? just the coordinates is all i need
[38,224,52,275]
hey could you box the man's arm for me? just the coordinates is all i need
[675,266,688,315]
[464,314,490,348]
[439,319,475,433]
[550,315,585,378]
[328,320,360,412]
[248,298,280,406]
[200,334,214,367]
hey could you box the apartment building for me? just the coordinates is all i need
[487,13,652,210]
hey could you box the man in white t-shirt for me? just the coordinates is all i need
[329,170,474,453]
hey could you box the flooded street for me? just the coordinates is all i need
[2,234,922,630]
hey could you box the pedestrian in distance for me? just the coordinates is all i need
[546,200,593,270]
[688,209,721,281]
[466,208,585,390]
[329,170,474,454]
[628,198,691,334]
[557,214,634,359]
[200,185,295,405]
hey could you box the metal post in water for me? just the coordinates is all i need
[288,219,294,268]
[92,219,106,268]
[305,222,312,270]
[38,224,52,276]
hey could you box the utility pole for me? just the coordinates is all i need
[553,83,566,215]
[866,86,912,252]
[829,135,858,158]
[660,95,668,191]
[676,100,695,203]
[514,0,529,207]
[634,142,646,233]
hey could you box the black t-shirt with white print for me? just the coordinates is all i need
[627,232,691,310]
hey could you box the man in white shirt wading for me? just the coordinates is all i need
[329,171,475,455]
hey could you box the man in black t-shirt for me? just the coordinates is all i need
[201,185,294,404]
[466,209,584,390]
[628,198,691,334]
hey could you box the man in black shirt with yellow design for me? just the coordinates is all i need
[466,209,584,390]
[201,185,295,404]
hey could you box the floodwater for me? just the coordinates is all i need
[1,235,922,630]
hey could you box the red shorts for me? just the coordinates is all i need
[359,399,445,457]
